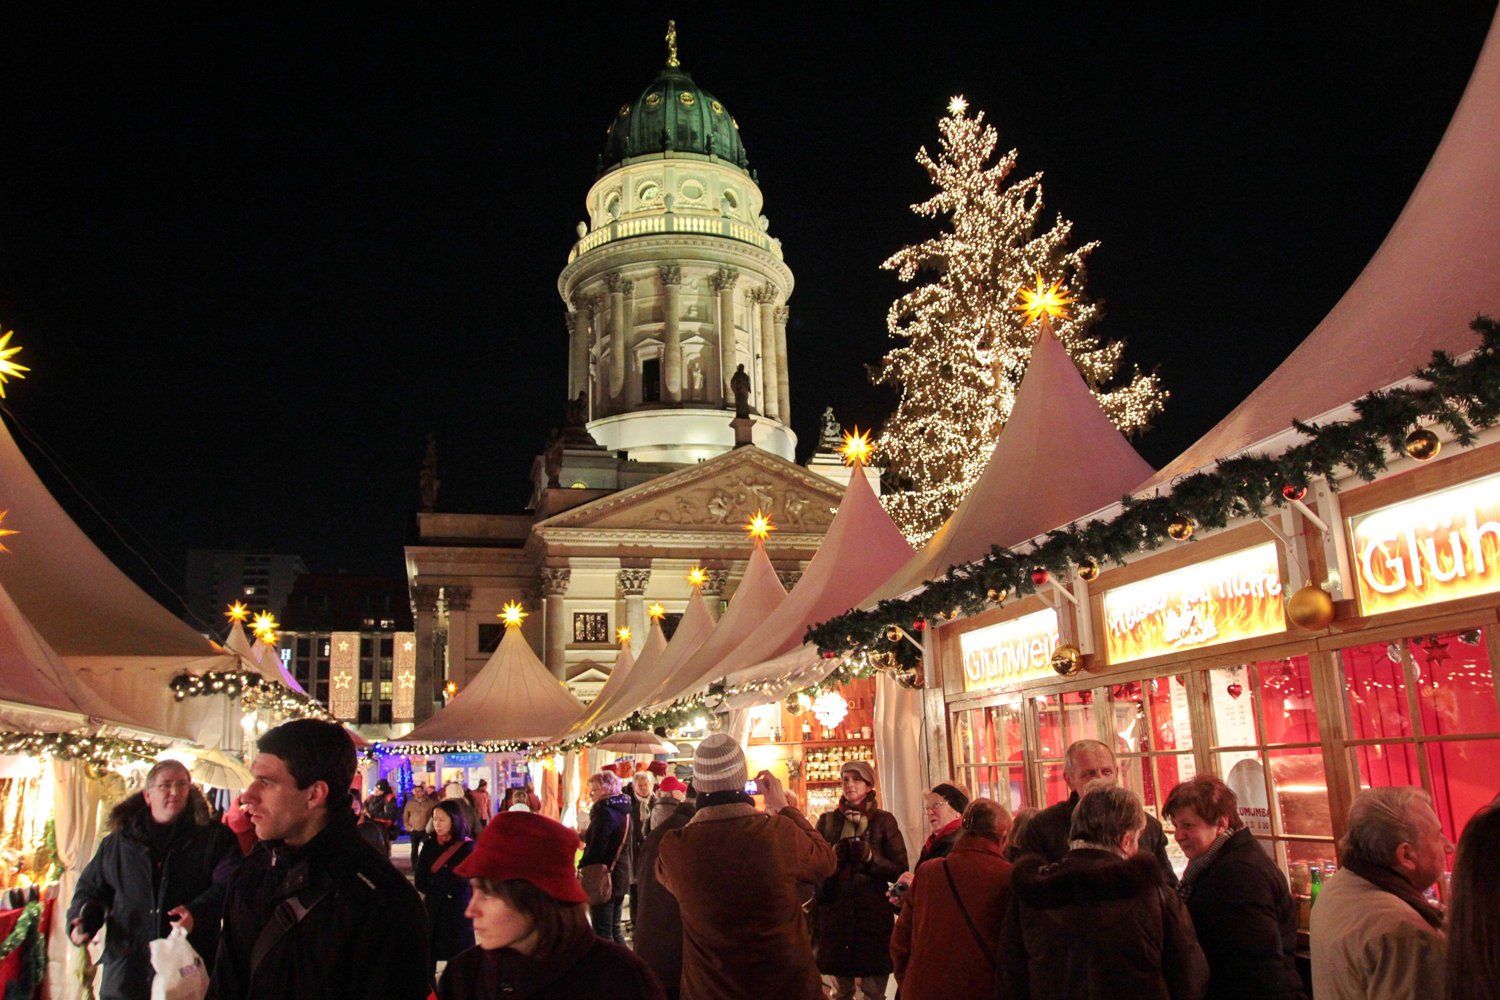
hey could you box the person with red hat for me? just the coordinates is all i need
[436,812,666,1000]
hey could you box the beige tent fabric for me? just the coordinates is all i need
[68,654,232,745]
[644,544,788,711]
[866,323,1155,606]
[672,464,914,704]
[397,625,583,743]
[0,578,132,730]
[1148,10,1500,486]
[0,415,221,657]
[47,758,106,1000]
[875,671,927,862]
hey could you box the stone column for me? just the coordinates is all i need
[568,293,591,402]
[540,567,572,681]
[411,585,439,722]
[590,293,606,417]
[774,304,792,425]
[660,265,683,402]
[711,267,739,405]
[752,286,779,420]
[617,567,651,651]
[442,586,473,685]
[700,569,729,620]
[605,272,629,402]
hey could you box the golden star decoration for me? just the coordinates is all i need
[686,566,708,588]
[499,601,527,628]
[1014,273,1074,325]
[646,602,667,621]
[332,674,352,690]
[225,601,250,623]
[402,640,414,652]
[744,510,776,542]
[947,94,969,116]
[838,428,874,466]
[0,331,29,398]
[251,611,279,640]
[0,510,18,554]
[616,625,633,644]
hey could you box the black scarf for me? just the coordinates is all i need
[698,790,754,809]
[1341,854,1445,929]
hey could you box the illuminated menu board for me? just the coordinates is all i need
[1101,542,1285,664]
[959,609,1061,693]
[1348,471,1500,616]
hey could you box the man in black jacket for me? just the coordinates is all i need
[68,759,240,999]
[1013,739,1179,886]
[207,719,430,1000]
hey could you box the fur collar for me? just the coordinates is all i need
[108,786,211,835]
[1011,848,1162,909]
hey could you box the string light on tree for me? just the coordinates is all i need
[873,99,1167,543]
[0,330,29,397]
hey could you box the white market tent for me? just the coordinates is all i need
[397,622,584,743]
[643,541,788,711]
[864,322,1155,606]
[1147,11,1500,487]
[0,579,131,733]
[565,586,717,738]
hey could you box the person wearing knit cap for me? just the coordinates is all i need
[436,812,665,1000]
[656,734,837,1000]
[887,783,973,910]
[811,760,910,1000]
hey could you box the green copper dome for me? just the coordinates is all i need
[601,64,750,175]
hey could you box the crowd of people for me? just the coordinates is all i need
[63,721,1500,1000]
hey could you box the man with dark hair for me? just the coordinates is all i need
[68,759,239,999]
[1013,738,1177,885]
[208,719,430,999]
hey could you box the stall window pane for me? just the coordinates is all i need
[995,703,1025,767]
[1152,754,1194,804]
[1267,748,1333,838]
[1033,696,1064,761]
[1411,629,1499,736]
[1040,761,1067,807]
[1209,666,1260,747]
[1149,675,1193,751]
[1353,741,1422,790]
[1110,681,1146,754]
[1001,767,1031,813]
[1257,657,1319,744]
[1060,689,1100,747]
[1423,738,1500,845]
[952,711,977,770]
[1341,643,1414,740]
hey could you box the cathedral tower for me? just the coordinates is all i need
[558,27,796,464]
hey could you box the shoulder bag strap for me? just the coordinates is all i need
[249,885,333,982]
[429,839,468,875]
[610,816,630,867]
[941,860,991,959]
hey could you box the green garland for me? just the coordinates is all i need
[169,670,333,721]
[0,899,46,992]
[0,731,166,768]
[806,316,1500,663]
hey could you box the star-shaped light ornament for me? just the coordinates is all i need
[838,428,874,467]
[616,626,633,644]
[686,566,709,588]
[225,601,250,623]
[744,510,776,543]
[0,331,29,398]
[251,611,279,642]
[0,510,18,554]
[647,602,667,622]
[947,94,969,117]
[499,601,528,628]
[1014,273,1074,326]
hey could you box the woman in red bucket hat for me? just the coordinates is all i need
[436,811,666,999]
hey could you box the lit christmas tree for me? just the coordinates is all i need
[874,97,1168,543]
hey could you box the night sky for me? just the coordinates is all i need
[2,7,1495,612]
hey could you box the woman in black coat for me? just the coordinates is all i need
[416,799,477,968]
[578,770,633,944]
[1164,776,1305,1000]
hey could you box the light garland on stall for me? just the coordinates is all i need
[168,671,333,721]
[372,739,529,760]
[809,316,1500,667]
[0,731,167,768]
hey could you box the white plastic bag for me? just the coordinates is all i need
[149,924,209,1000]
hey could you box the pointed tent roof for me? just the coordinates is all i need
[0,414,225,657]
[398,624,583,743]
[675,462,914,701]
[565,588,716,738]
[1148,11,1500,487]
[646,543,788,710]
[867,323,1155,605]
[579,638,638,715]
[250,637,308,693]
[0,577,136,731]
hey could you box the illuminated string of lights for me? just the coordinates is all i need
[168,671,333,721]
[372,740,530,758]
[0,731,167,768]
[810,316,1500,663]
[875,98,1167,544]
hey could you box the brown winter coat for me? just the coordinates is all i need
[996,848,1208,1000]
[811,801,910,977]
[632,801,694,998]
[891,836,1013,1000]
[657,802,836,1000]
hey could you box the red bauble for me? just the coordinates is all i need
[1282,484,1308,503]
[1078,690,1094,705]
[1226,682,1244,700]
[821,650,838,660]
[912,619,927,632]
[1030,567,1050,587]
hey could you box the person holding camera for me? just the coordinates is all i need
[811,760,909,1000]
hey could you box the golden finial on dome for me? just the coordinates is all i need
[666,20,680,68]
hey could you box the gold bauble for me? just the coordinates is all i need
[986,586,1009,604]
[885,625,904,642]
[1051,644,1084,677]
[1167,514,1196,541]
[1287,584,1336,630]
[895,666,925,690]
[1404,428,1440,462]
[1077,557,1100,582]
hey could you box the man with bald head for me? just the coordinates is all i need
[1013,739,1177,885]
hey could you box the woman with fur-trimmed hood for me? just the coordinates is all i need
[67,760,241,1000]
[996,784,1207,1000]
